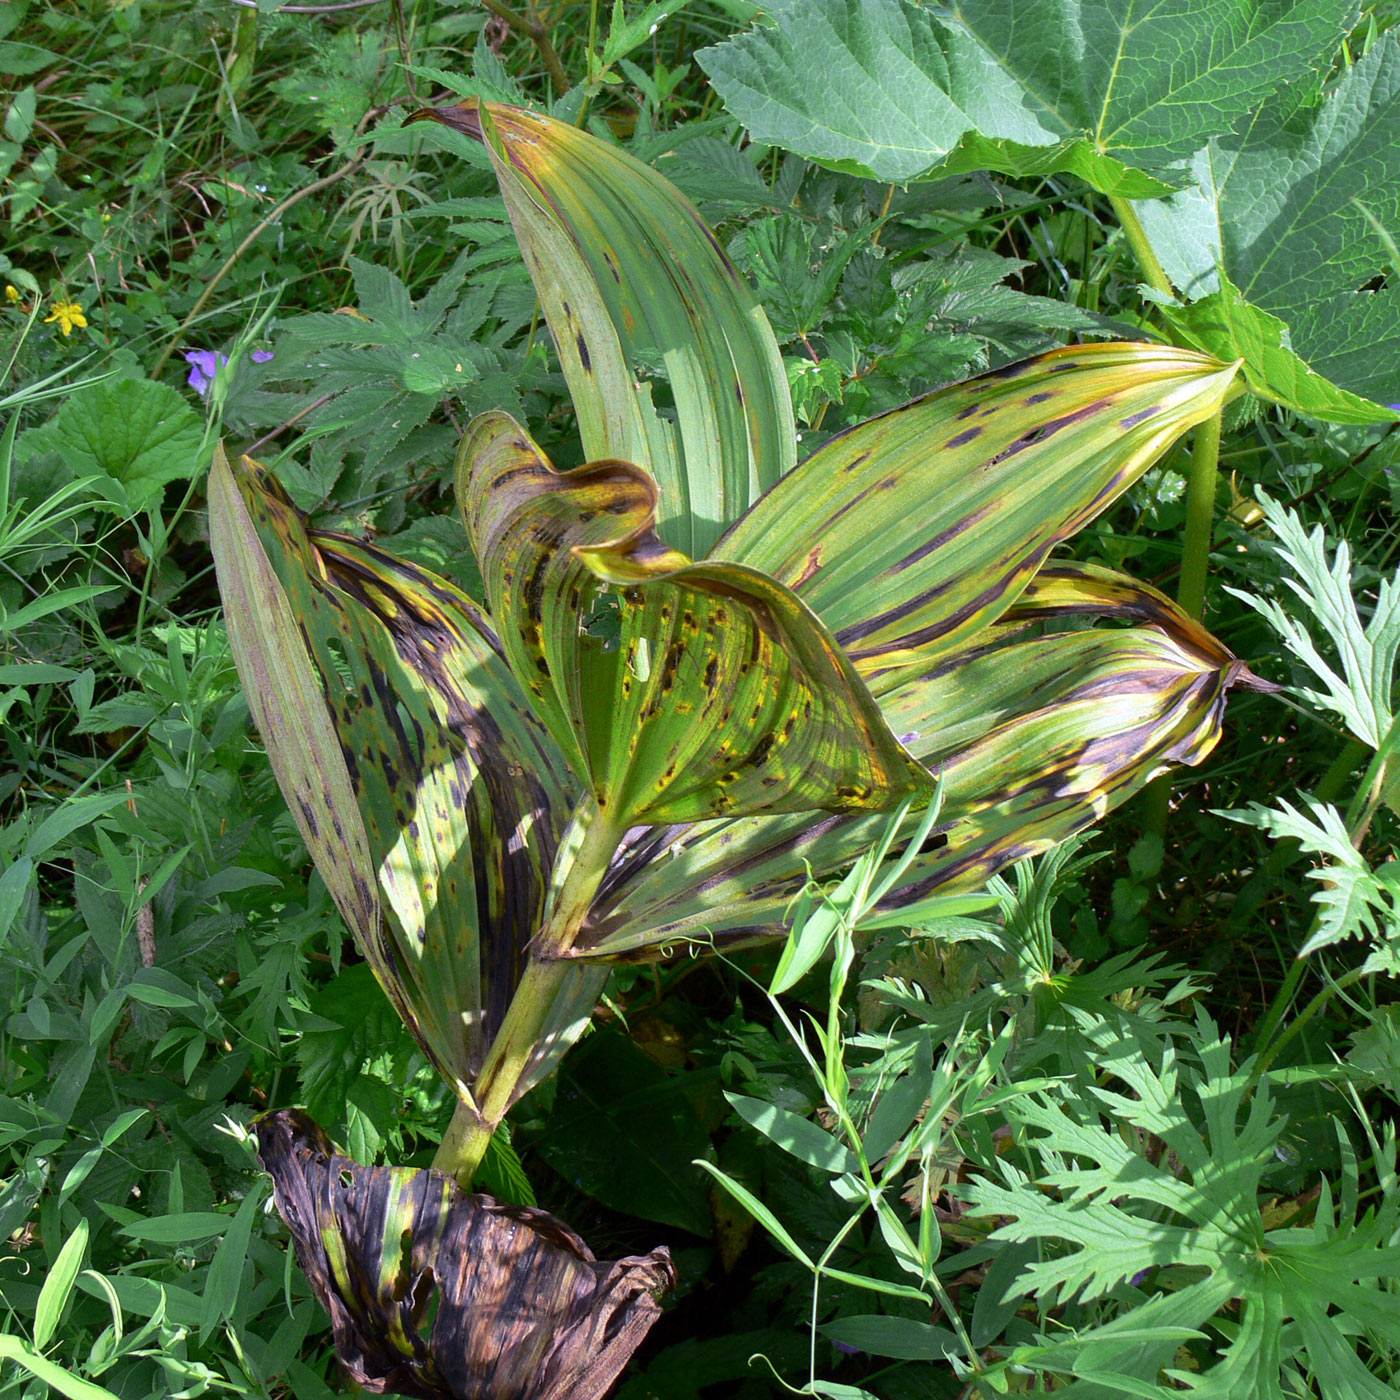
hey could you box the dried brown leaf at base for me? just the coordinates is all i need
[255,1110,675,1400]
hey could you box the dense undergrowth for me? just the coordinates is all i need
[3,1,1400,1396]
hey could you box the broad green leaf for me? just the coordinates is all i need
[534,1032,714,1235]
[459,410,932,831]
[412,100,795,558]
[699,0,1351,195]
[1135,34,1400,412]
[34,1219,87,1349]
[43,376,204,515]
[1157,276,1399,425]
[254,1109,675,1400]
[211,446,579,1094]
[714,343,1240,673]
[577,568,1251,958]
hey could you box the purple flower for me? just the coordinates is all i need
[184,347,274,396]
[184,349,227,394]
[833,1340,861,1355]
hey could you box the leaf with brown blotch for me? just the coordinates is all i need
[573,571,1264,959]
[713,343,1241,674]
[458,410,933,833]
[410,99,795,559]
[255,1109,676,1400]
[211,447,580,1091]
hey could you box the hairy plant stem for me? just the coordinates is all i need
[431,799,619,1187]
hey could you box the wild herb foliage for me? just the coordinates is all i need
[3,1,1400,1398]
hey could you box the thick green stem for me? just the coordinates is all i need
[433,1096,494,1186]
[430,798,620,1188]
[1142,407,1225,838]
[1177,407,1224,623]
[1108,194,1173,299]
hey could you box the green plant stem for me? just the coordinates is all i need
[430,799,619,1187]
[1141,406,1226,837]
[1108,194,1172,298]
[1251,965,1370,1085]
[1177,407,1223,622]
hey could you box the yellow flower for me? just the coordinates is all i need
[45,300,88,337]
[4,285,19,304]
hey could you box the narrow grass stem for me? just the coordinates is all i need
[1251,965,1370,1085]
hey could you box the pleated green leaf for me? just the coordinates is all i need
[255,1110,675,1400]
[210,447,579,1094]
[459,410,932,832]
[411,100,796,559]
[713,343,1240,674]
[575,570,1258,959]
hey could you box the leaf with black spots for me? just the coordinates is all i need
[714,343,1240,675]
[211,446,580,1099]
[458,410,932,835]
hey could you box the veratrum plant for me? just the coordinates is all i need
[209,101,1260,1397]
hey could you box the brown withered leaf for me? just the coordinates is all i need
[255,1111,676,1400]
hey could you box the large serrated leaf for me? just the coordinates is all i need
[714,343,1240,674]
[458,411,932,832]
[1156,276,1399,425]
[411,100,795,558]
[698,0,1352,196]
[211,446,579,1093]
[1135,33,1400,412]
